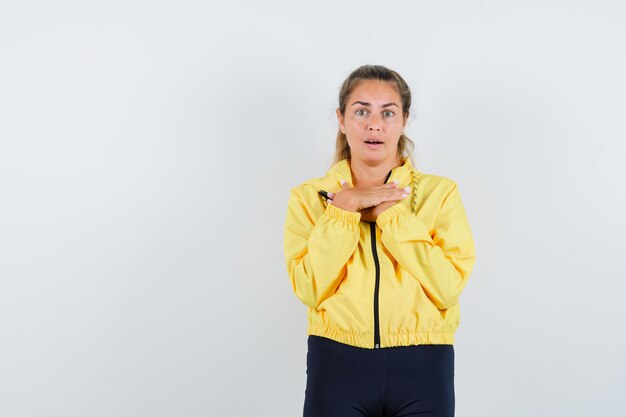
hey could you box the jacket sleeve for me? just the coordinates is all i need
[376,181,476,310]
[284,187,361,308]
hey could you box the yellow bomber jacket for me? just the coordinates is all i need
[283,157,476,349]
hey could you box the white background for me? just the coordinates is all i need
[1,1,625,416]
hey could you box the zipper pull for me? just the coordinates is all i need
[375,343,380,349]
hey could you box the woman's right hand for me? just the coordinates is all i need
[328,180,410,212]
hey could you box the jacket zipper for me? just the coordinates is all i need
[370,222,381,349]
[368,170,393,349]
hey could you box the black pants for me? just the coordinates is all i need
[303,335,455,417]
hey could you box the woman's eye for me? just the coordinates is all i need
[384,111,394,117]
[356,109,367,116]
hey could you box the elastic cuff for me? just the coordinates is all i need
[376,204,432,242]
[376,203,411,227]
[325,203,361,224]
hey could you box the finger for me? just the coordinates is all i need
[376,186,409,198]
[381,189,409,202]
[373,180,399,190]
[340,179,350,189]
[385,186,411,195]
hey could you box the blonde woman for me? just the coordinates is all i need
[284,64,476,417]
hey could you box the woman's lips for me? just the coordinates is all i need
[365,142,383,149]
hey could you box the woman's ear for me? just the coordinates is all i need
[336,108,345,134]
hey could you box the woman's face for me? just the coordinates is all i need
[336,79,407,165]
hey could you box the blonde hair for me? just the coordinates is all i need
[332,64,415,166]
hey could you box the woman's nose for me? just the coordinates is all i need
[368,115,382,131]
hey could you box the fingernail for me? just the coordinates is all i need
[340,179,346,185]
[403,186,411,193]
[327,192,334,197]
[401,193,408,198]
[393,180,399,185]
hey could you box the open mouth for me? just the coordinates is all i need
[365,139,384,149]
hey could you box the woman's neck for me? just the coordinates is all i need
[350,157,402,187]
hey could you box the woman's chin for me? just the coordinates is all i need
[354,151,388,163]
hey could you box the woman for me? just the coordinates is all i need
[283,65,476,417]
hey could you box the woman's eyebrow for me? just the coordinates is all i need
[350,101,399,108]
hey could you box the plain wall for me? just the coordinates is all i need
[1,1,625,416]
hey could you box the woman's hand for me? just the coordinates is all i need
[359,200,398,223]
[328,179,410,215]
